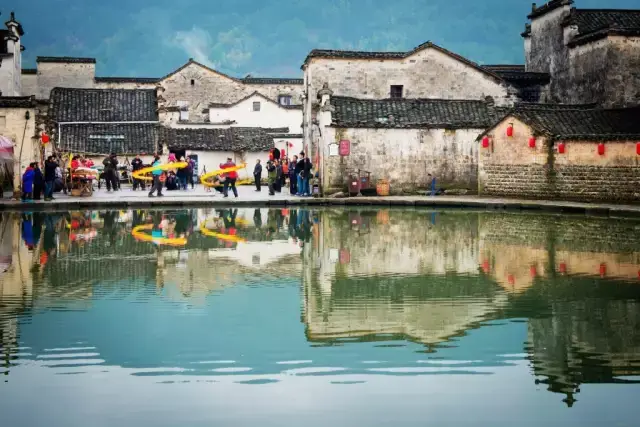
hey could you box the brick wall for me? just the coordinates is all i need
[479,117,640,203]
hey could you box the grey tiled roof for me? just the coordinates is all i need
[482,65,550,86]
[241,77,303,85]
[36,56,96,63]
[49,87,158,122]
[528,0,572,20]
[331,96,499,129]
[513,106,640,140]
[58,123,158,155]
[0,96,36,108]
[160,127,274,152]
[481,104,640,141]
[565,9,640,45]
[95,77,160,83]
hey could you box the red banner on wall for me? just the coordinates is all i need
[339,140,350,156]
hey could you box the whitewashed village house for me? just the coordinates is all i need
[301,41,550,194]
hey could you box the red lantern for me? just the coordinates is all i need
[481,259,490,273]
[559,262,567,274]
[528,137,536,148]
[636,142,640,155]
[507,274,515,285]
[597,143,605,155]
[558,142,565,154]
[599,263,606,277]
[288,142,294,148]
[41,133,50,144]
[481,136,490,148]
[506,124,514,137]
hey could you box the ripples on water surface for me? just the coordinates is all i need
[0,207,639,426]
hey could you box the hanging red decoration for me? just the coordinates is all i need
[41,133,50,144]
[599,263,607,277]
[481,136,490,148]
[558,142,566,154]
[597,143,605,155]
[528,137,536,148]
[506,124,514,137]
[288,142,294,148]
[636,142,640,155]
[559,262,567,274]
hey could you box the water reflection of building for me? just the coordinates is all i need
[303,210,509,345]
[478,212,640,406]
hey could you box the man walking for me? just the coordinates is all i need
[253,159,262,192]
[220,157,238,198]
[148,155,164,197]
[44,156,58,201]
[103,153,119,192]
[131,154,145,191]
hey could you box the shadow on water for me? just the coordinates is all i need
[1,207,640,413]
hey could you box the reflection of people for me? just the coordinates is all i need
[253,209,262,228]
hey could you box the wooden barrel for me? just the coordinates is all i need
[376,179,390,196]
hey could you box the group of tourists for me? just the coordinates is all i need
[21,156,65,202]
[253,150,313,197]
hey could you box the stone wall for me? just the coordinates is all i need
[526,6,571,84]
[565,39,609,105]
[160,62,302,123]
[478,118,640,202]
[323,127,480,194]
[605,36,640,108]
[305,47,513,106]
[36,62,96,100]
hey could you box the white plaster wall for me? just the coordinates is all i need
[0,41,19,96]
[20,74,38,97]
[304,47,513,105]
[0,106,38,194]
[0,60,12,96]
[209,95,302,133]
[321,127,480,193]
[36,62,96,99]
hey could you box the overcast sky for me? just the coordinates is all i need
[7,0,638,78]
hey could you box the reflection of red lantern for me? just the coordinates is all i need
[481,136,490,148]
[637,142,640,155]
[559,262,567,274]
[597,143,605,156]
[507,274,515,285]
[599,263,607,277]
[481,259,490,273]
[530,265,537,277]
[41,133,50,144]
[528,137,536,148]
[339,248,350,265]
[506,124,514,137]
[558,142,565,154]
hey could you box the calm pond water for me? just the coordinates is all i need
[1,207,639,427]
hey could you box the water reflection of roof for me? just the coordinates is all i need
[206,240,302,268]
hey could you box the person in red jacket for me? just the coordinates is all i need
[219,157,238,198]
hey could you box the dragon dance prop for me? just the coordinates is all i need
[199,163,251,188]
[131,224,187,247]
[198,216,250,243]
[131,162,189,182]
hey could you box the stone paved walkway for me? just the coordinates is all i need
[2,183,640,217]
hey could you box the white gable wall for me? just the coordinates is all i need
[209,95,302,133]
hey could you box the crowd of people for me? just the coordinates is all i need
[254,150,314,197]
[18,147,315,201]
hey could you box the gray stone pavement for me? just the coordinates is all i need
[2,183,640,217]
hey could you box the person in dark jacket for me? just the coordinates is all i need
[288,155,298,195]
[274,160,283,193]
[303,155,313,196]
[32,162,44,200]
[266,160,277,196]
[253,159,262,192]
[131,154,146,191]
[176,156,188,190]
[44,156,58,201]
[295,153,306,196]
[103,153,119,192]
